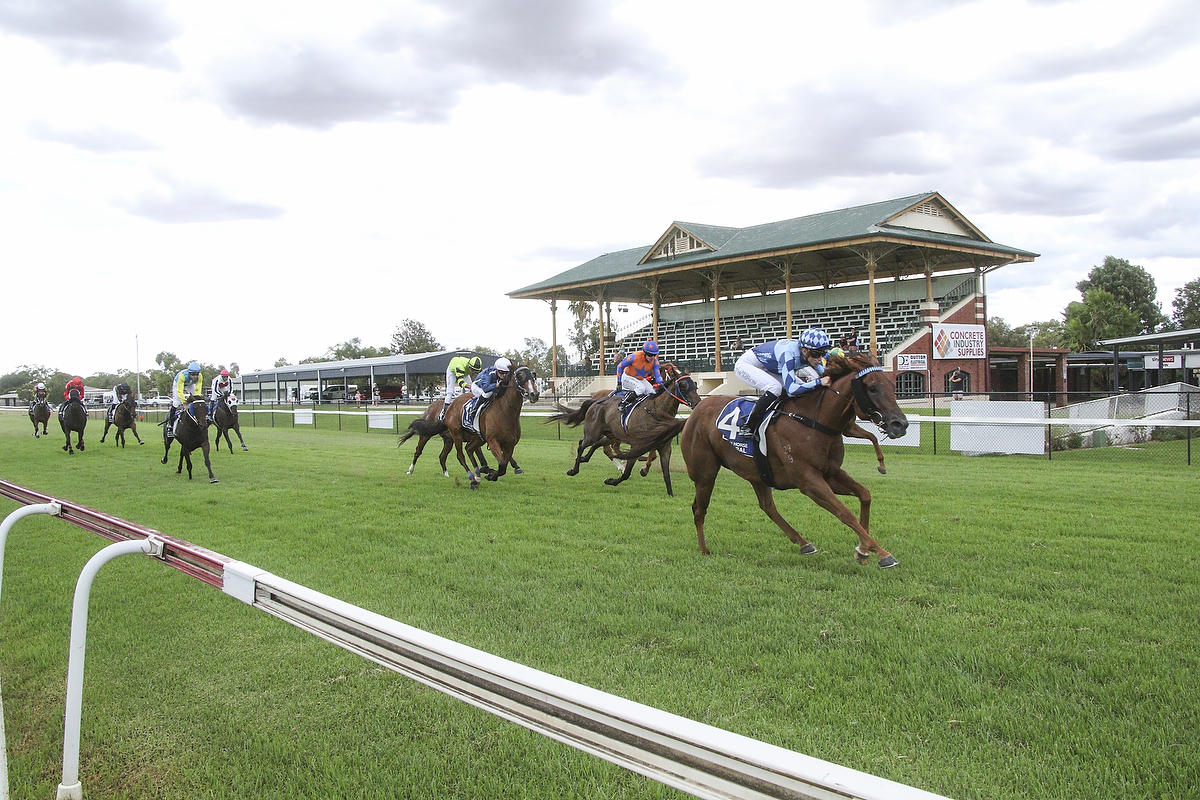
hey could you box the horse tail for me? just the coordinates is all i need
[399,417,445,446]
[545,400,593,427]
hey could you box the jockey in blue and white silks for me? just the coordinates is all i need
[734,328,832,437]
[471,357,512,400]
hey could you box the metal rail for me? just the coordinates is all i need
[0,479,949,800]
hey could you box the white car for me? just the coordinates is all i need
[145,396,173,407]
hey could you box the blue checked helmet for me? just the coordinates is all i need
[799,328,830,351]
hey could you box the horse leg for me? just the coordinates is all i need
[484,438,508,481]
[76,429,84,451]
[473,443,494,476]
[800,477,895,568]
[509,456,522,475]
[657,445,673,497]
[162,432,172,465]
[131,420,144,445]
[603,455,639,487]
[100,420,111,443]
[566,434,608,476]
[824,468,892,565]
[407,434,429,475]
[437,436,454,478]
[200,439,217,483]
[453,437,480,488]
[63,426,73,454]
[233,422,247,451]
[179,446,189,476]
[686,458,719,556]
[751,483,818,554]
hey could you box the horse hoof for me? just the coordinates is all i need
[513,467,523,475]
[470,480,480,490]
[161,457,168,465]
[241,445,248,451]
[77,443,84,451]
[566,469,577,476]
[604,477,618,486]
[878,555,899,569]
[210,478,219,484]
[63,446,70,452]
[854,548,870,565]
[139,441,145,445]
[877,466,887,474]
[800,543,818,555]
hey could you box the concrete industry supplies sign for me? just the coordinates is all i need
[895,353,928,370]
[933,324,987,359]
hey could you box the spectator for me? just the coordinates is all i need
[734,336,744,353]
[847,329,860,351]
[948,367,966,400]
[372,385,381,405]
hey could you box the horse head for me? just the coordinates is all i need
[825,350,908,439]
[187,395,208,425]
[662,365,701,408]
[68,388,82,402]
[513,365,540,403]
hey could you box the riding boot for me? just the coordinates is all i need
[742,392,778,439]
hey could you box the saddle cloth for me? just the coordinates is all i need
[461,396,492,437]
[614,390,652,431]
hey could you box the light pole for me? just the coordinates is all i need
[1027,325,1039,401]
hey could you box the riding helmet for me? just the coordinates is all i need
[494,357,512,372]
[799,329,831,351]
[187,361,202,373]
[643,340,659,355]
[468,356,482,371]
[220,369,230,377]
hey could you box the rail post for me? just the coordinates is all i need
[1,501,63,800]
[56,537,163,800]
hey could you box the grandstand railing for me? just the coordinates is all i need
[0,479,949,800]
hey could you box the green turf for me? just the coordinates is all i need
[0,411,1196,799]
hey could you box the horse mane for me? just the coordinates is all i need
[824,349,878,380]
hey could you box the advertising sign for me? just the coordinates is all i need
[1144,354,1183,369]
[895,353,928,370]
[932,324,987,359]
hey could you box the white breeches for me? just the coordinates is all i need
[445,369,467,403]
[621,374,654,395]
[734,351,782,396]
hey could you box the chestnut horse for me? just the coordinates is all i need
[679,351,907,567]
[100,393,144,447]
[29,396,51,438]
[58,390,88,454]
[548,366,702,496]
[400,365,538,488]
[161,396,217,482]
[399,397,516,478]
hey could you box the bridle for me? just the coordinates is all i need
[513,367,538,400]
[663,374,698,408]
[849,366,886,429]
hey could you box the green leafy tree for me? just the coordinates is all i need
[391,319,442,354]
[324,338,391,361]
[1172,277,1200,329]
[1076,256,1166,334]
[502,337,551,376]
[274,357,291,367]
[0,364,56,400]
[988,318,1065,348]
[1063,289,1140,351]
[987,317,1022,347]
[568,301,599,364]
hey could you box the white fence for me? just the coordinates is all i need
[0,480,949,800]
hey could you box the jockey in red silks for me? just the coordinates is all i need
[64,376,85,403]
[615,340,663,399]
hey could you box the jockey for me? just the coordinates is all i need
[471,357,512,401]
[33,382,48,404]
[168,362,203,429]
[615,340,663,403]
[439,355,483,421]
[63,376,85,403]
[734,328,832,437]
[209,369,233,416]
[107,382,132,422]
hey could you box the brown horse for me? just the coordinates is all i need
[400,365,538,488]
[679,351,908,567]
[399,397,503,478]
[58,390,88,454]
[29,396,51,438]
[549,366,702,496]
[99,393,144,447]
[161,396,217,482]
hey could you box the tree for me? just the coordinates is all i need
[502,337,552,376]
[1076,256,1166,334]
[325,338,391,361]
[987,317,1022,348]
[567,301,599,364]
[1063,289,1140,351]
[274,357,291,367]
[391,319,442,354]
[1172,277,1200,330]
[988,318,1065,348]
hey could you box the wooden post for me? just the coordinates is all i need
[784,262,793,340]
[866,255,878,358]
[712,270,724,372]
[550,298,559,384]
[651,281,660,345]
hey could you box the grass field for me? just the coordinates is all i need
[0,411,1197,799]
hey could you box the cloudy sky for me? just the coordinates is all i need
[2,0,1197,377]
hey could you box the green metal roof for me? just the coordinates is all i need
[509,192,1038,303]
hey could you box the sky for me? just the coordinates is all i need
[2,0,1198,377]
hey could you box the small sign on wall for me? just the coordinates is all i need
[933,324,987,359]
[895,353,928,370]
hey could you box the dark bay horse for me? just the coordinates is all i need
[58,391,88,454]
[679,351,908,567]
[100,394,144,447]
[29,397,51,438]
[213,394,248,453]
[548,366,701,496]
[161,397,217,482]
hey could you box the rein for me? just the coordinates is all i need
[783,364,885,437]
[662,376,695,407]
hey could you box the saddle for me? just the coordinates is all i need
[461,396,492,436]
